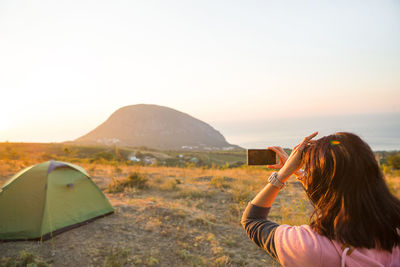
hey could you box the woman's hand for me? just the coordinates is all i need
[266,146,289,169]
[273,132,318,182]
[267,146,304,178]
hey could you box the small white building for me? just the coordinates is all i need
[129,155,141,162]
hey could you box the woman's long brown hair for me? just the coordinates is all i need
[302,132,400,251]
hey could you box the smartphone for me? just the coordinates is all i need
[247,149,276,165]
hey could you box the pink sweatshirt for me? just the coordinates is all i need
[275,224,400,267]
[241,203,400,267]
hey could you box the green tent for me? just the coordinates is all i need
[0,160,114,241]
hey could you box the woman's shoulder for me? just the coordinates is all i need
[274,224,340,266]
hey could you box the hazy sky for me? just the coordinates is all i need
[0,0,399,146]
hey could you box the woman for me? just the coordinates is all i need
[241,132,400,266]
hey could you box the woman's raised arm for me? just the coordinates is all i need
[250,131,318,208]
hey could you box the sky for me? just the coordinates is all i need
[0,1,399,149]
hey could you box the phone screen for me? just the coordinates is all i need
[247,149,276,165]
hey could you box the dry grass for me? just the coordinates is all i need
[0,158,399,266]
[0,250,49,267]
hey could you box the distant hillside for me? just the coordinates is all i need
[75,104,240,150]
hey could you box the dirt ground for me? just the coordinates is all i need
[0,164,286,266]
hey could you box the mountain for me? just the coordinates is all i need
[75,104,240,150]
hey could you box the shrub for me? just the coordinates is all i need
[128,172,148,189]
[209,176,232,190]
[107,172,148,193]
[388,154,400,169]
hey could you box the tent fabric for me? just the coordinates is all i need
[0,160,114,241]
[47,160,69,174]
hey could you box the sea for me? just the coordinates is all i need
[213,113,400,151]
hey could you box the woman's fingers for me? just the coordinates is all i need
[305,131,318,142]
[299,132,318,150]
[268,146,286,158]
[275,146,288,156]
[268,146,288,164]
[275,146,287,155]
[267,146,279,153]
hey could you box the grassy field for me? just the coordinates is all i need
[0,144,399,266]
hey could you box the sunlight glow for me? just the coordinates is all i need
[0,118,10,133]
